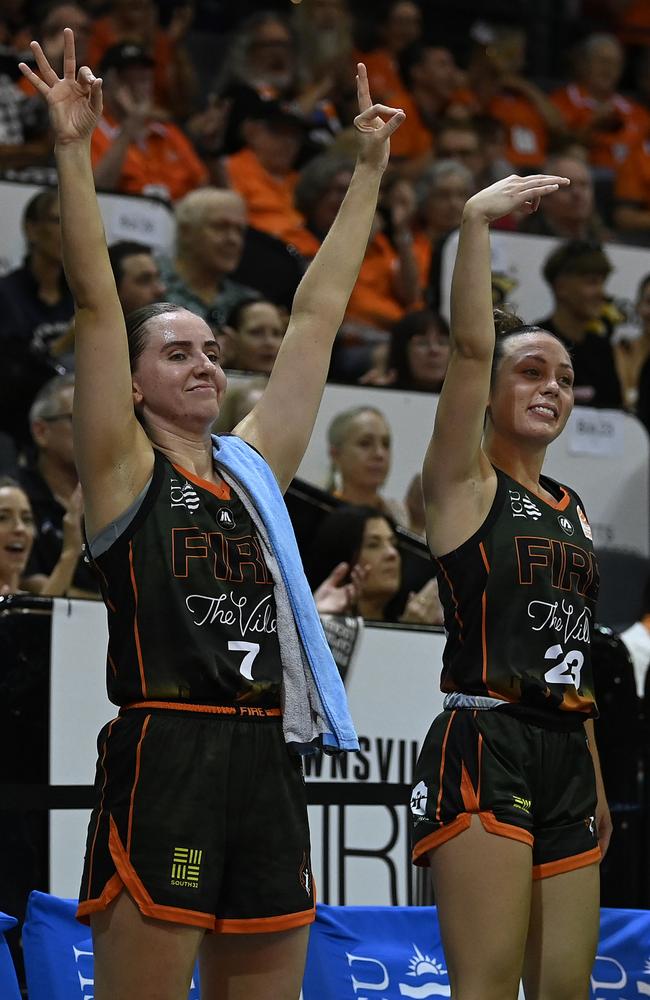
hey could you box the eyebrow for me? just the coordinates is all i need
[517,353,573,370]
[160,339,220,353]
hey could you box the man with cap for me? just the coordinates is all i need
[91,42,207,201]
[536,239,623,409]
[223,96,308,241]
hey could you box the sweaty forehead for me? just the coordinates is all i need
[504,331,572,366]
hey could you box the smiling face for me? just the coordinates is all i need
[230,301,285,374]
[131,311,227,432]
[488,332,574,446]
[0,486,35,588]
[358,515,401,604]
[330,410,391,493]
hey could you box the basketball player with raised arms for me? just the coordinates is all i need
[20,28,405,1000]
[410,174,612,1000]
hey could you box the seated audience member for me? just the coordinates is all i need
[222,297,285,374]
[551,33,650,176]
[17,375,99,598]
[91,43,207,201]
[86,0,197,118]
[434,118,483,182]
[0,48,49,172]
[614,273,650,411]
[413,160,474,306]
[536,244,623,408]
[305,504,443,624]
[223,98,306,242]
[355,0,422,105]
[108,240,166,314]
[291,0,353,112]
[619,572,650,697]
[391,42,459,164]
[327,406,408,526]
[386,307,450,391]
[519,153,608,240]
[0,188,73,352]
[449,23,563,171]
[472,114,514,187]
[290,152,355,256]
[614,136,650,243]
[158,187,259,328]
[0,475,83,596]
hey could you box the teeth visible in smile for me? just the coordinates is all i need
[531,406,555,417]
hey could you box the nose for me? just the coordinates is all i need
[543,377,560,395]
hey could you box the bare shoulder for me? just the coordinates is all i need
[425,456,498,556]
[81,429,155,539]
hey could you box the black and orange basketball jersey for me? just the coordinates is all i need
[91,450,282,707]
[435,467,599,726]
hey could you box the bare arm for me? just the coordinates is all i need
[422,174,569,553]
[20,30,152,537]
[235,65,405,490]
[585,718,612,859]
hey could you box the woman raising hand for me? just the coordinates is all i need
[21,29,404,1000]
[411,174,611,1000]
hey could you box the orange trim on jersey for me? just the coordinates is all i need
[479,810,534,847]
[107,815,217,931]
[128,541,147,698]
[412,813,472,864]
[476,733,483,803]
[533,485,571,512]
[85,717,119,900]
[173,462,231,500]
[127,715,151,854]
[215,907,316,934]
[123,701,282,717]
[478,542,490,573]
[435,710,456,822]
[435,557,464,641]
[77,872,123,923]
[532,846,601,881]
[460,762,479,812]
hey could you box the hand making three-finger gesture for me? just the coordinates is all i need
[353,62,405,172]
[19,27,102,144]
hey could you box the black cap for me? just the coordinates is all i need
[99,43,154,74]
[543,240,613,285]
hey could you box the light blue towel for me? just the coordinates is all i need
[212,434,359,754]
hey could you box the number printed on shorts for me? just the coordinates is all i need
[228,640,260,680]
[543,643,584,689]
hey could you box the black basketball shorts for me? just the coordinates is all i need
[410,708,600,879]
[77,705,315,932]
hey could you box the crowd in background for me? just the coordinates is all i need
[1,0,650,619]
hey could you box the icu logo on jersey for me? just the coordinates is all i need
[216,507,235,530]
[577,505,593,541]
[558,515,575,536]
[170,478,200,512]
[170,846,203,888]
[410,780,428,818]
[299,851,312,897]
[508,489,542,521]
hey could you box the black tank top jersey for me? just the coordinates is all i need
[92,450,282,707]
[435,467,599,727]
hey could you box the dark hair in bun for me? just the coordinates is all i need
[491,309,566,383]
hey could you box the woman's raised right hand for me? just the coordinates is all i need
[463,173,570,224]
[19,27,102,143]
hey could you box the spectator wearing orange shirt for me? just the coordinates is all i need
[391,42,459,165]
[614,136,650,243]
[86,0,197,119]
[412,160,474,307]
[354,0,422,104]
[90,44,207,202]
[449,24,564,171]
[551,33,650,175]
[223,99,307,242]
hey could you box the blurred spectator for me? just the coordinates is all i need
[0,188,73,352]
[213,11,340,157]
[326,405,408,525]
[86,0,198,118]
[291,0,354,109]
[289,151,355,255]
[108,240,166,314]
[619,571,650,697]
[614,135,650,243]
[305,503,443,624]
[30,2,90,75]
[413,160,473,306]
[223,99,306,241]
[0,1,31,53]
[0,474,85,597]
[158,187,259,327]
[472,114,514,187]
[550,33,650,176]
[17,375,98,598]
[621,273,650,416]
[391,42,459,164]
[519,154,608,240]
[222,297,285,375]
[91,43,207,201]
[537,240,623,408]
[449,23,563,171]
[386,307,450,391]
[355,0,422,105]
[0,19,50,172]
[435,118,483,179]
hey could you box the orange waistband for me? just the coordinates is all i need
[122,700,282,718]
